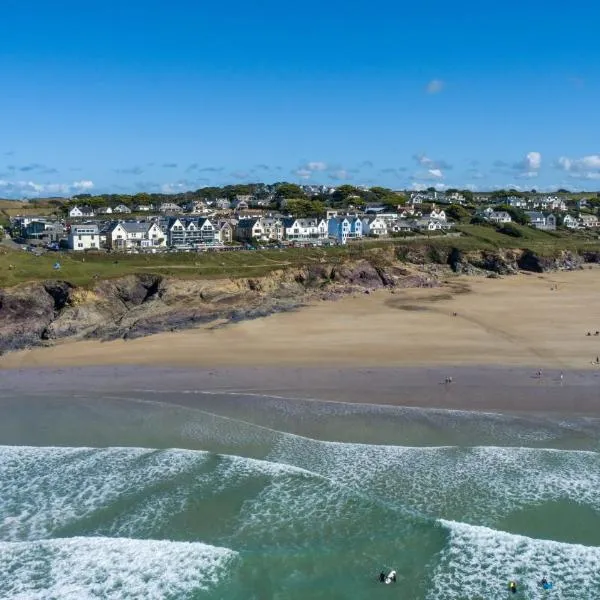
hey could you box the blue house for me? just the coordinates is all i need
[327,216,351,244]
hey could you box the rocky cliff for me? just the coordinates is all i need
[1,246,597,354]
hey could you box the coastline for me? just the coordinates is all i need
[2,269,600,372]
[2,268,600,416]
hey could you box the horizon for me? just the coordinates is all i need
[1,0,599,198]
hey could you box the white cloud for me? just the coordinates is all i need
[525,151,541,170]
[160,181,188,194]
[556,154,600,179]
[411,182,447,191]
[426,79,444,94]
[306,161,327,171]
[513,151,541,177]
[428,168,443,179]
[328,169,352,181]
[293,168,312,179]
[72,180,94,191]
[0,179,94,198]
[413,154,452,170]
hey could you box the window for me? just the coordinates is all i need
[78,235,82,240]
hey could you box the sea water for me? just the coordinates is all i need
[0,389,599,599]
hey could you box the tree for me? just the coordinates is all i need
[285,199,326,218]
[275,183,306,199]
[496,205,530,225]
[446,204,471,222]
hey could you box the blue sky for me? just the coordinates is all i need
[1,0,600,198]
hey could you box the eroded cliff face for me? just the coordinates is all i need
[0,246,596,354]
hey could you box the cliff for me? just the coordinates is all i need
[1,246,598,355]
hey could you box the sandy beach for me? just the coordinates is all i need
[2,269,600,372]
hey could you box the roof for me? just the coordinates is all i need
[71,223,99,234]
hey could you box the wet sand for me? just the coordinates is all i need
[2,365,600,416]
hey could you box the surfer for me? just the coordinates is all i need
[378,570,397,584]
[509,580,517,594]
[539,577,552,590]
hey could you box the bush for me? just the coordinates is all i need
[497,223,523,238]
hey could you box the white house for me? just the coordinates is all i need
[488,211,512,224]
[96,206,113,215]
[167,217,217,246]
[236,217,284,242]
[579,214,599,228]
[113,204,132,214]
[563,214,579,229]
[414,218,444,231]
[107,221,166,250]
[282,217,328,242]
[159,202,181,213]
[68,223,100,251]
[428,207,446,221]
[69,205,95,218]
[361,215,388,237]
[135,204,153,212]
[185,200,208,214]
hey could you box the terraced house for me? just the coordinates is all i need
[166,217,217,247]
[236,217,283,242]
[281,217,328,242]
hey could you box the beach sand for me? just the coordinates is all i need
[1,269,600,415]
[2,269,600,372]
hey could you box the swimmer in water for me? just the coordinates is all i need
[509,580,517,594]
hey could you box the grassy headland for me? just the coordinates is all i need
[2,225,600,288]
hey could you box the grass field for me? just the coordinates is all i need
[2,227,600,288]
[0,244,364,288]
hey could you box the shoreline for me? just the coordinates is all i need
[2,364,600,416]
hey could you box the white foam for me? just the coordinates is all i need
[430,520,600,599]
[0,445,311,541]
[268,437,600,523]
[0,536,237,599]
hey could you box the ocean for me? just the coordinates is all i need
[0,387,599,599]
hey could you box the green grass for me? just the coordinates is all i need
[2,230,600,289]
[0,245,362,288]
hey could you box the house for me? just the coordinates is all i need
[347,216,363,239]
[113,204,132,214]
[97,206,113,215]
[562,214,579,229]
[579,214,599,228]
[327,216,352,244]
[534,196,568,212]
[501,196,528,209]
[68,223,100,251]
[166,217,217,247]
[426,207,446,221]
[282,217,328,242]
[389,220,413,233]
[361,215,388,237]
[236,217,283,242]
[106,221,166,250]
[185,200,208,214]
[413,218,444,231]
[525,212,556,231]
[135,204,153,212]
[488,211,512,224]
[215,198,231,210]
[216,220,233,244]
[447,191,466,204]
[69,205,95,218]
[159,202,181,213]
